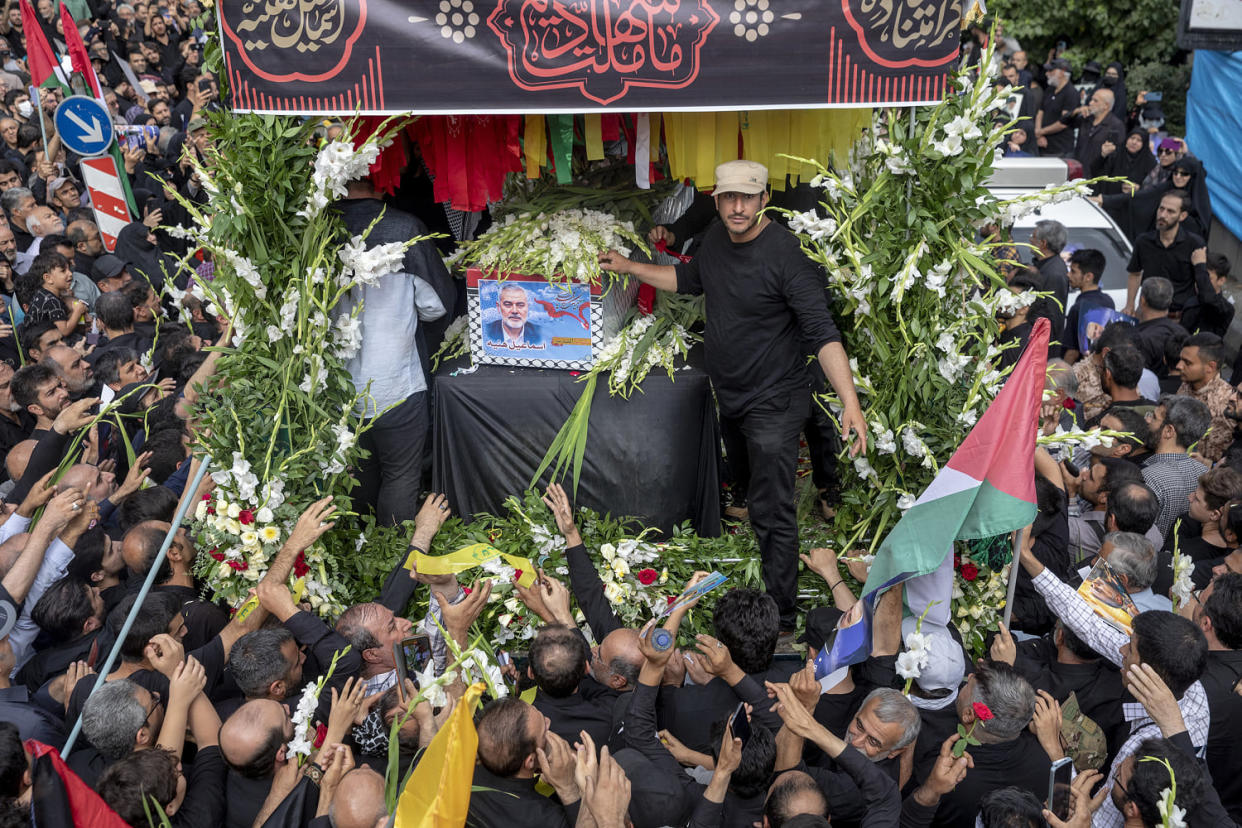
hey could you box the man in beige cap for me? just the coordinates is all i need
[600,159,867,632]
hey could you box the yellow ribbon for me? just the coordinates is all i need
[404,543,537,588]
[395,682,486,827]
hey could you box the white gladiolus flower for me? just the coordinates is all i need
[256,507,275,524]
[897,494,916,511]
[902,427,927,459]
[895,650,923,680]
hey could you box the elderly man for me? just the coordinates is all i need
[1065,88,1126,171]
[1,187,36,252]
[485,283,544,348]
[1093,531,1171,612]
[600,160,867,632]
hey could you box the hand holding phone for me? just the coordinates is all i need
[1048,756,1074,820]
[728,701,752,748]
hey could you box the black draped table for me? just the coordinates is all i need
[431,355,721,536]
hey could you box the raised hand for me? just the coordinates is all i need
[1044,769,1107,828]
[435,579,492,644]
[52,397,99,435]
[413,493,451,539]
[990,621,1016,666]
[144,633,185,677]
[583,746,630,828]
[1029,690,1064,759]
[1126,663,1186,737]
[541,483,580,543]
[168,655,206,707]
[789,658,821,712]
[536,730,580,804]
[286,496,337,551]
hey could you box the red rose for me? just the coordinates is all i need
[961,563,979,582]
[462,587,472,595]
[293,552,309,578]
[972,702,994,721]
[228,560,248,571]
[201,494,211,501]
[513,569,523,582]
[209,548,224,561]
[637,568,659,586]
[1063,398,1077,411]
[238,509,255,526]
[206,506,216,515]
[313,723,327,749]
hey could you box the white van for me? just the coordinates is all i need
[989,158,1133,312]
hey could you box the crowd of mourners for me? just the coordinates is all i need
[0,2,1234,828]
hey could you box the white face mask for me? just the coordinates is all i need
[15,101,32,118]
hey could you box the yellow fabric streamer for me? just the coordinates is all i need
[524,115,547,179]
[662,112,739,190]
[395,681,486,827]
[404,543,537,588]
[741,109,871,190]
[584,114,604,161]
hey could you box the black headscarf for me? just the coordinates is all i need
[114,221,180,291]
[1101,62,1128,122]
[1110,128,1157,186]
[1159,154,1213,238]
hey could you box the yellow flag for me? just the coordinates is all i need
[404,543,537,588]
[395,681,486,827]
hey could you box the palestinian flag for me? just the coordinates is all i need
[818,317,1048,671]
[18,0,68,91]
[863,315,1047,608]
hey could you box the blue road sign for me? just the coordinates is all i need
[54,95,114,158]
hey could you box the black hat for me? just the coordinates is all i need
[1045,57,1072,73]
[91,253,126,283]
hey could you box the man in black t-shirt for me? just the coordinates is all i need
[1035,58,1078,158]
[1123,190,1210,319]
[599,160,868,631]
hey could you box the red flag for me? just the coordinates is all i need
[18,0,60,88]
[60,2,100,97]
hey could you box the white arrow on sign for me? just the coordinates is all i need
[63,107,104,145]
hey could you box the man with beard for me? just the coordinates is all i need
[67,220,104,277]
[1124,191,1211,321]
[1064,88,1126,171]
[0,360,31,470]
[42,343,94,398]
[600,160,868,634]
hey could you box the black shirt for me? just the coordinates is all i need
[1039,82,1079,157]
[25,287,67,324]
[1201,649,1242,821]
[1127,226,1211,310]
[674,220,840,417]
[1133,316,1186,375]
[533,689,615,751]
[914,713,1052,828]
[466,764,578,828]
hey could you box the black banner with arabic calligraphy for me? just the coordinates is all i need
[219,0,961,114]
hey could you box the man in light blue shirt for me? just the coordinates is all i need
[333,177,453,526]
